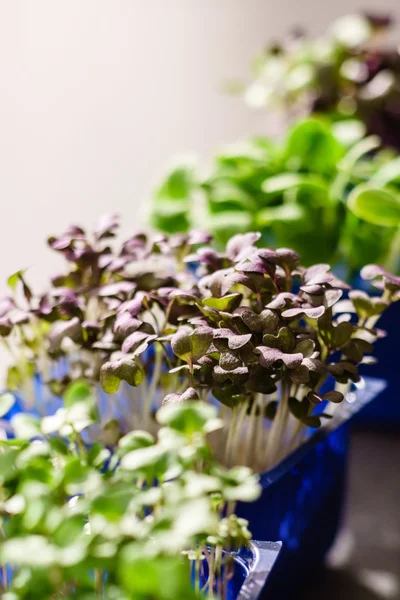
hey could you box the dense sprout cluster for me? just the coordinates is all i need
[1,219,398,471]
[0,217,208,429]
[235,13,400,151]
[151,118,400,272]
[0,391,259,599]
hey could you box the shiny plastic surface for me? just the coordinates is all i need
[200,541,282,600]
[237,378,386,598]
[356,302,400,426]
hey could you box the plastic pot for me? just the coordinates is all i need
[237,377,386,598]
[218,541,282,600]
[355,302,400,427]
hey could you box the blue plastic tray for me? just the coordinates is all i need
[237,377,386,598]
[356,302,400,427]
[215,541,282,600]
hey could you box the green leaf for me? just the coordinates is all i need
[262,173,303,194]
[331,120,366,147]
[202,293,242,312]
[156,163,195,200]
[100,358,144,393]
[118,430,154,452]
[64,380,94,407]
[0,393,15,418]
[372,157,400,187]
[348,185,400,227]
[6,366,24,392]
[157,401,221,436]
[207,181,256,211]
[92,485,133,520]
[7,269,27,291]
[119,555,197,600]
[11,414,41,439]
[152,199,188,217]
[256,203,305,227]
[151,207,190,233]
[0,536,57,567]
[331,321,353,347]
[120,444,168,473]
[285,119,343,175]
[171,327,213,363]
[151,161,195,233]
[338,136,381,172]
[262,173,327,195]
[100,370,119,394]
[205,211,253,245]
[62,457,87,486]
[0,448,20,481]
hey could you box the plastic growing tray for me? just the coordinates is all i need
[237,377,386,597]
[205,541,282,600]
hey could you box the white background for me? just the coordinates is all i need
[1,0,400,291]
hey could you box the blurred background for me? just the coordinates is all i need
[1,0,400,291]
[1,2,400,598]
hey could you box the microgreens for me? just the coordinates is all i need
[0,221,398,472]
[151,118,400,273]
[232,13,400,152]
[0,395,260,599]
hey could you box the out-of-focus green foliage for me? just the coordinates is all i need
[151,118,400,273]
[0,399,259,598]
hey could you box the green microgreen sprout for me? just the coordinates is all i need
[151,118,400,274]
[0,392,260,599]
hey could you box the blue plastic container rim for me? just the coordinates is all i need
[235,540,282,600]
[258,376,387,490]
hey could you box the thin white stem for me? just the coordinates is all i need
[243,396,258,467]
[225,407,238,467]
[143,347,163,425]
[230,402,249,466]
[255,394,267,472]
[265,379,290,469]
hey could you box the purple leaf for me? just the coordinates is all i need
[226,232,261,261]
[95,213,119,240]
[213,365,249,383]
[255,346,303,369]
[118,296,144,316]
[236,260,268,274]
[303,264,332,285]
[49,317,81,353]
[266,293,297,310]
[0,317,12,336]
[361,264,400,288]
[275,248,300,270]
[98,281,137,298]
[213,329,252,350]
[281,306,325,319]
[0,297,15,318]
[187,230,213,245]
[114,312,143,338]
[122,331,157,355]
[324,289,343,307]
[162,387,200,406]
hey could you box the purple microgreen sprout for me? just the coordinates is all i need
[0,223,397,471]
